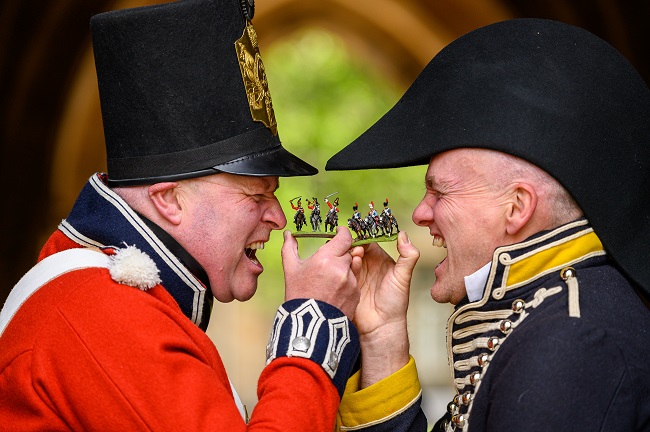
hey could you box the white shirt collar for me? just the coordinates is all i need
[464,262,492,302]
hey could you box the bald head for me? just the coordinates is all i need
[488,150,583,229]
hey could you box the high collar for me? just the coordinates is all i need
[136,213,211,290]
[482,218,605,303]
[452,219,606,313]
[59,173,213,331]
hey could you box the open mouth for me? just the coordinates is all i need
[245,241,265,266]
[433,235,447,248]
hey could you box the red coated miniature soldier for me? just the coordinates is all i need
[324,196,340,233]
[290,197,306,231]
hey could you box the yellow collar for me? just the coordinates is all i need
[488,219,606,301]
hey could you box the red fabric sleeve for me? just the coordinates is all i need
[250,357,340,431]
[1,267,338,430]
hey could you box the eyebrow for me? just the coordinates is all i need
[249,177,279,194]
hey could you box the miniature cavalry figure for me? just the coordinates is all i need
[380,198,399,236]
[306,197,322,232]
[348,203,366,240]
[368,201,379,225]
[352,203,362,223]
[324,196,340,233]
[362,201,379,238]
[290,197,306,231]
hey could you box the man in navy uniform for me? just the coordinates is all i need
[328,18,650,432]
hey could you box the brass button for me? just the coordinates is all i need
[461,391,473,405]
[452,414,466,428]
[487,337,500,350]
[560,266,576,280]
[477,352,490,366]
[512,299,525,313]
[499,320,513,333]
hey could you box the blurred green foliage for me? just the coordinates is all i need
[250,28,427,307]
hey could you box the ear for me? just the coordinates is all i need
[505,182,537,236]
[148,182,183,225]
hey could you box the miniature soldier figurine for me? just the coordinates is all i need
[306,197,321,231]
[348,203,366,240]
[352,203,362,222]
[324,197,340,233]
[368,201,379,225]
[290,197,306,231]
[381,198,392,218]
[382,198,399,233]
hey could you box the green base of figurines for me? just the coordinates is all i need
[292,231,398,247]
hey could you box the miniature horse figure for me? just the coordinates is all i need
[325,210,338,233]
[294,211,306,232]
[324,196,340,233]
[307,197,322,232]
[381,197,399,235]
[290,197,307,232]
[378,215,392,236]
[348,217,366,240]
[364,215,378,238]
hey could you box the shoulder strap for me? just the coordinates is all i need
[0,248,111,337]
[0,248,248,422]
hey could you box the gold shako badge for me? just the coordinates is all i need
[235,21,277,136]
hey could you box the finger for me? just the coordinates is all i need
[281,230,300,268]
[349,245,365,259]
[351,254,363,281]
[321,226,353,256]
[394,231,420,275]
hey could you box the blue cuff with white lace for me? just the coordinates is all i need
[266,298,360,397]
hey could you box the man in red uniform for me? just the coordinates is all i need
[0,0,424,429]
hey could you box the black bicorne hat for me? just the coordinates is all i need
[326,18,650,297]
[90,0,317,186]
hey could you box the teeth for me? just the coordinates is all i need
[245,242,265,250]
[432,236,447,248]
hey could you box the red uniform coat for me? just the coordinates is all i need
[0,231,341,430]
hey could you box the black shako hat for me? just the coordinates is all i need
[326,18,650,298]
[90,0,317,186]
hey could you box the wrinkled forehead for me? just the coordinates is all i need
[191,172,280,193]
[427,148,490,173]
[235,174,280,193]
[425,148,517,188]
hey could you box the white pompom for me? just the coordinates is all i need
[109,245,161,290]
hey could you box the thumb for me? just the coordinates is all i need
[394,231,420,278]
[321,226,353,256]
[281,230,300,269]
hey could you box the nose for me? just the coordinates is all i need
[266,197,287,230]
[412,196,433,227]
